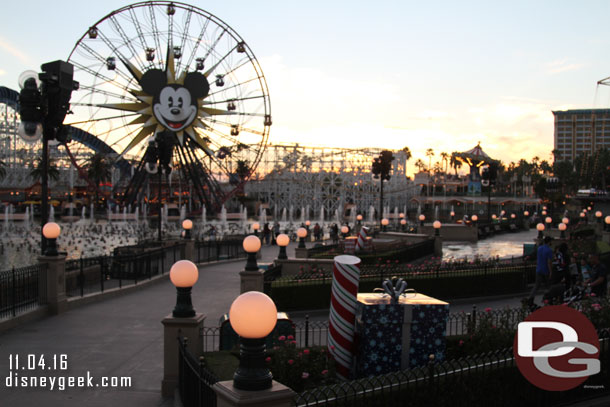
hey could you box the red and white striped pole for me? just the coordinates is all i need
[355,226,368,252]
[328,255,361,379]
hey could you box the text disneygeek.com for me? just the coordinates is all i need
[3,354,131,391]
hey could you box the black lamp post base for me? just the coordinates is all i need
[45,239,58,257]
[233,338,272,391]
[173,287,195,318]
[277,246,287,260]
[298,237,305,249]
[245,252,259,271]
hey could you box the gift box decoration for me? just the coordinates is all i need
[354,293,449,377]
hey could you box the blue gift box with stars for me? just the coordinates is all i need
[354,293,449,377]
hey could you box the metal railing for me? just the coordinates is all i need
[293,333,610,407]
[195,239,246,263]
[178,337,218,407]
[201,306,533,352]
[0,263,48,319]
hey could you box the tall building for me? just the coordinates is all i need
[553,109,610,161]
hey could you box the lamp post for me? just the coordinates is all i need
[182,219,193,239]
[305,220,311,227]
[229,291,278,390]
[471,214,478,226]
[558,222,567,239]
[243,235,261,271]
[433,220,441,236]
[18,62,78,254]
[400,218,407,231]
[252,222,260,237]
[536,223,545,239]
[545,216,552,226]
[276,233,289,260]
[169,260,199,318]
[450,211,455,222]
[524,210,529,217]
[605,216,610,232]
[356,214,363,225]
[596,211,603,224]
[381,218,389,232]
[341,225,349,238]
[42,222,61,256]
[419,214,425,227]
[297,227,307,248]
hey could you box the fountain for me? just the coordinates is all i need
[368,205,375,223]
[349,207,357,226]
[180,205,186,222]
[281,208,287,223]
[135,207,139,223]
[107,206,112,223]
[319,207,324,224]
[4,205,9,230]
[300,207,306,224]
[220,205,228,230]
[259,207,267,225]
[24,207,30,231]
[123,207,127,222]
[90,203,95,222]
[241,207,248,232]
[289,206,294,223]
[434,206,439,220]
[305,205,310,222]
[394,206,399,224]
[81,206,87,222]
[49,205,55,222]
[334,209,340,224]
[201,206,207,226]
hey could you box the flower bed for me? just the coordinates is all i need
[265,335,337,392]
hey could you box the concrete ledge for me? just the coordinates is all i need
[0,305,50,335]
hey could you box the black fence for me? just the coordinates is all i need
[0,263,48,319]
[201,306,530,352]
[293,333,610,407]
[266,262,534,310]
[178,337,218,407]
[195,239,246,263]
[65,242,184,298]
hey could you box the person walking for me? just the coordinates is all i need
[528,236,554,305]
[588,253,608,298]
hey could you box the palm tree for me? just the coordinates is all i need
[29,157,60,183]
[401,146,412,177]
[414,159,426,173]
[425,148,435,172]
[440,152,449,173]
[85,153,113,206]
[450,153,462,176]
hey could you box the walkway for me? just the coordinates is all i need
[0,241,561,406]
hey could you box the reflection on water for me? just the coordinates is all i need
[443,229,537,261]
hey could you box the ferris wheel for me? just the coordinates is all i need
[65,1,271,211]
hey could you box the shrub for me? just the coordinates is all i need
[266,336,336,392]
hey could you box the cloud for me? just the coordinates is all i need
[0,36,31,65]
[545,59,584,75]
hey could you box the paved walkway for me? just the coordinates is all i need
[0,242,582,406]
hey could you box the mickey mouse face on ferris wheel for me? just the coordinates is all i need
[140,69,210,132]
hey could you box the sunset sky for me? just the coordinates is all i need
[2,1,610,176]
